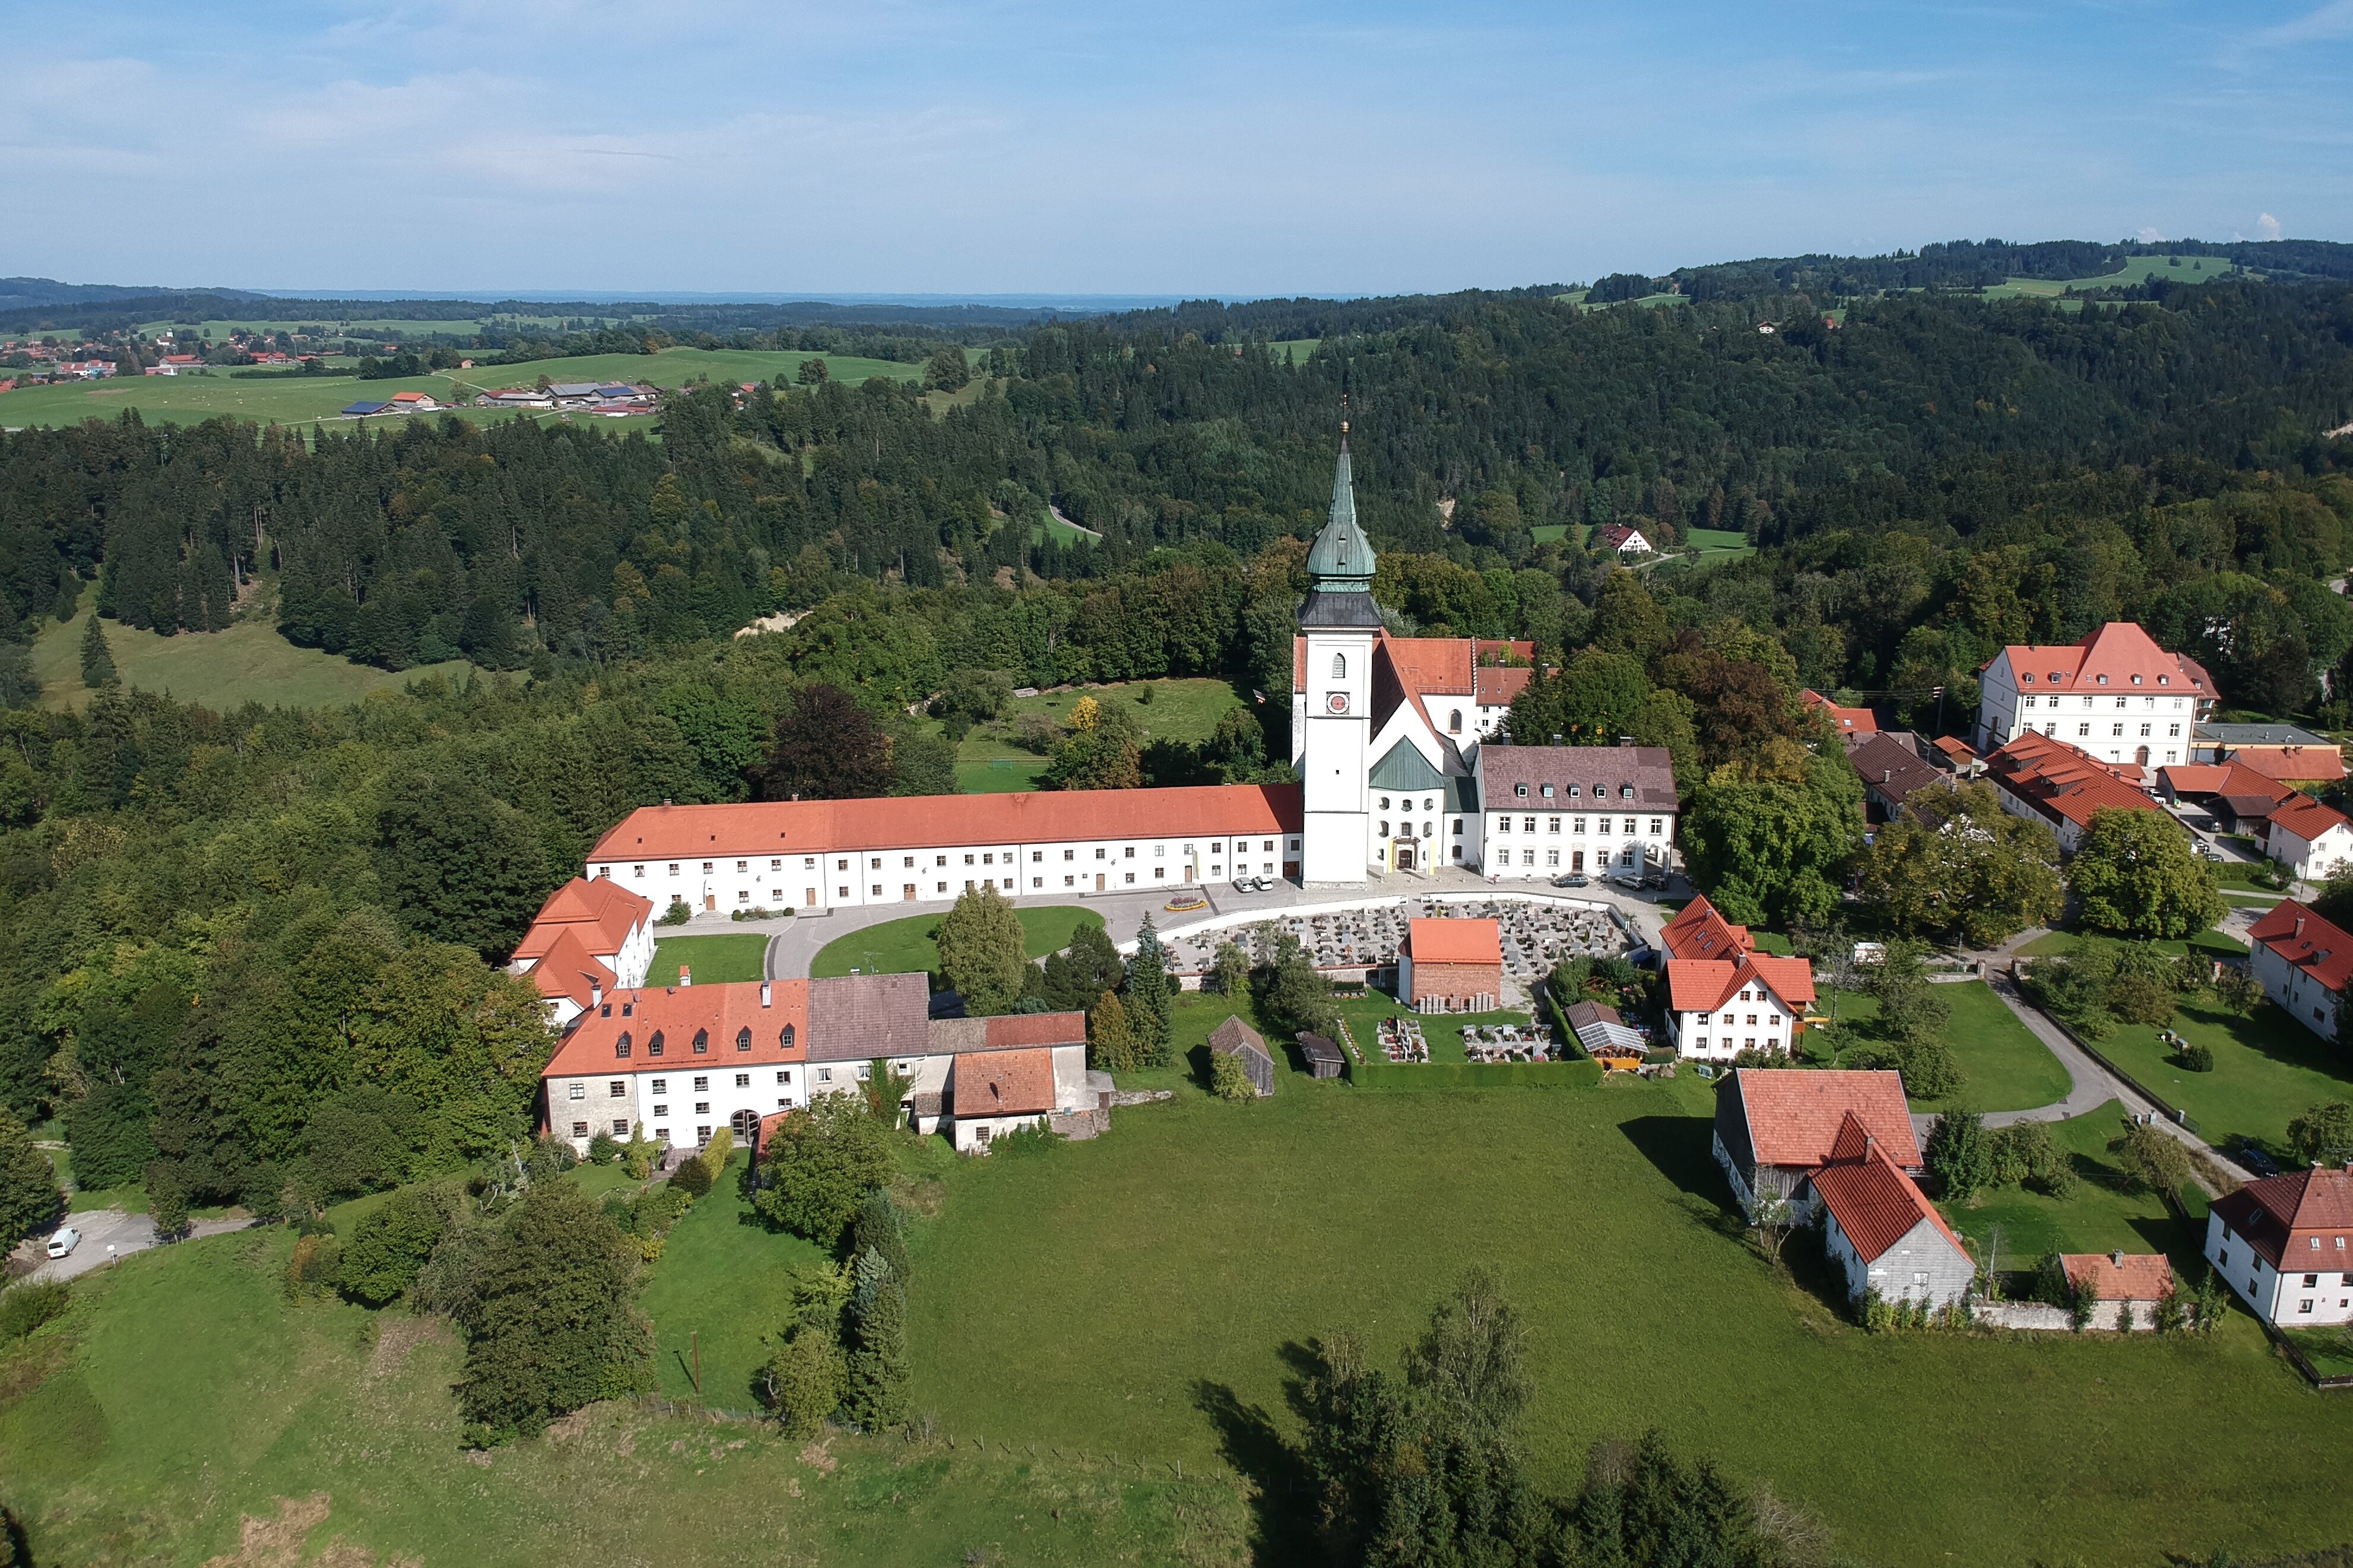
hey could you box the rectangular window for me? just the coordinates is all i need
[653,1104,669,1116]
[693,1076,709,1091]
[1064,849,1076,860]
[609,1081,624,1097]
[1622,818,1637,834]
[1648,818,1663,834]
[736,860,747,872]
[1522,817,1536,833]
[1125,871,1137,884]
[1547,817,1561,833]
[1032,850,1043,862]
[654,1128,669,1142]
[1521,848,1534,865]
[1497,816,1511,833]
[668,863,680,875]
[778,1070,791,1083]
[771,859,782,870]
[572,1121,589,1138]
[633,864,645,877]
[983,853,993,864]
[613,1119,629,1136]
[903,855,915,867]
[1125,846,1137,858]
[1033,877,1044,888]
[567,1082,585,1100]
[1095,847,1107,859]
[2078,724,2090,737]
[651,1078,667,1094]
[1546,849,1559,865]
[702,862,713,873]
[837,858,848,870]
[734,1072,749,1087]
[804,856,816,868]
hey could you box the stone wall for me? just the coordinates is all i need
[1975,1300,2164,1331]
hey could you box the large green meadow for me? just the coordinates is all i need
[8,1027,2353,1565]
[31,599,470,710]
[951,678,1249,793]
[0,345,919,431]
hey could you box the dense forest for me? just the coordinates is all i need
[1,260,2351,1233]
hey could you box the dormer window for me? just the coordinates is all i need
[1515,783,1529,797]
[2022,673,2035,684]
[616,1031,633,1059]
[648,1031,665,1058]
[1566,785,1580,798]
[2047,672,2062,683]
[1621,785,1635,800]
[1540,784,1554,798]
[782,1023,797,1049]
[2158,674,2170,685]
[736,1027,752,1052]
[2096,675,2108,685]
[693,1029,709,1054]
[2130,674,2143,685]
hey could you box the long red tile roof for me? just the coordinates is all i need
[1659,893,1753,962]
[1986,731,2162,830]
[2228,745,2347,783]
[1987,621,2212,697]
[543,979,810,1078]
[1812,1115,1967,1264]
[589,783,1301,861]
[2246,900,2353,993]
[1730,1069,1921,1169]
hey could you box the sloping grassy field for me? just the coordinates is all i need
[31,601,469,710]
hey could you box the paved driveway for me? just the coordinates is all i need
[6,1209,250,1284]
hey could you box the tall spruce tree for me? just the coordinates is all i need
[842,1246,910,1430]
[1125,912,1174,1067]
[78,613,118,688]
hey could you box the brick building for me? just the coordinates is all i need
[1399,918,1502,1013]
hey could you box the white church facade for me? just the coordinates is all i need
[583,426,1675,903]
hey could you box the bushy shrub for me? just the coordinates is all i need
[0,1281,71,1340]
[659,899,693,926]
[1210,1050,1259,1102]
[588,1131,621,1164]
[2176,1040,2215,1072]
[760,1327,846,1436]
[668,1149,715,1198]
[340,1187,454,1307]
[522,1135,578,1182]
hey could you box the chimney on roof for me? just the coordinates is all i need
[760,980,772,1008]
[680,966,692,986]
[2297,915,2307,937]
[591,980,602,1009]
[2111,1249,2124,1268]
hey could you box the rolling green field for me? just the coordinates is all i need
[0,346,919,430]
[31,600,469,710]
[1989,255,2240,300]
[649,932,775,986]
[1528,523,1570,544]
[1824,981,2072,1113]
[1268,339,1320,364]
[1680,525,1755,561]
[950,678,1250,795]
[1933,1099,2199,1263]
[2090,996,2353,1152]
[633,1151,834,1403]
[909,1063,2353,1566]
[811,905,1105,981]
[0,1229,1233,1566]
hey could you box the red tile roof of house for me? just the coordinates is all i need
[2208,1164,2353,1269]
[527,925,617,1012]
[2228,745,2348,783]
[1596,523,1648,550]
[1987,621,2212,697]
[1812,1115,1966,1264]
[513,876,652,964]
[1930,735,1979,764]
[543,979,810,1078]
[1406,917,1502,966]
[2246,900,2353,995]
[2062,1252,2176,1303]
[1985,731,2162,830]
[954,1047,1057,1118]
[1801,689,1878,737]
[588,783,1301,862]
[1667,954,1818,1014]
[2268,793,2352,845]
[1658,893,1753,962]
[982,1011,1088,1049]
[2158,763,2233,795]
[1727,1069,1921,1170]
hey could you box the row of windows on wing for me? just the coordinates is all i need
[622,840,1289,877]
[1495,815,1667,834]
[2019,694,2184,711]
[611,1023,796,1059]
[1510,782,1640,801]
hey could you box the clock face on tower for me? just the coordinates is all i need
[1326,691,1350,714]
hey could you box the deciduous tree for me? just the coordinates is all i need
[755,683,896,801]
[934,885,1028,1015]
[2069,810,2225,940]
[1854,783,2063,947]
[753,1095,894,1246]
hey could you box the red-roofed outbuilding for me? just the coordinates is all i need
[1400,918,1503,1012]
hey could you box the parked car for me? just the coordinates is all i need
[1550,872,1589,888]
[1638,872,1669,891]
[45,1226,81,1259]
[2234,1138,2280,1177]
[2195,843,2226,862]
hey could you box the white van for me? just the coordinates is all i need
[45,1226,81,1259]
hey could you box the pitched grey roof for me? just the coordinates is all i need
[808,972,932,1062]
[1849,732,1940,805]
[1207,1014,1273,1061]
[1478,744,1676,811]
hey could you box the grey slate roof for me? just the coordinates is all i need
[1207,1014,1273,1062]
[1848,732,1942,806]
[2196,722,2335,747]
[1478,744,1676,811]
[808,972,932,1062]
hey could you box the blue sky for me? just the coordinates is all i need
[4,1,2349,297]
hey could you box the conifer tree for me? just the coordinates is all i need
[79,613,118,688]
[0,1109,61,1255]
[1088,989,1139,1072]
[1125,912,1174,1067]
[842,1246,910,1430]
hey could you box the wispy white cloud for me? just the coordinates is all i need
[2258,211,2284,240]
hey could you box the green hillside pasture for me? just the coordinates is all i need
[1529,523,1570,544]
[811,904,1105,982]
[635,1151,834,1404]
[1269,338,1320,364]
[911,1076,2353,1566]
[1681,526,1755,561]
[649,932,773,986]
[0,347,918,431]
[31,602,468,711]
[1824,981,2070,1113]
[0,1229,1238,1566]
[1989,255,2240,300]
[952,678,1248,793]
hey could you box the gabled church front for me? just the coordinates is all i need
[583,426,1676,911]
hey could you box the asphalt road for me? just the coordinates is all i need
[5,1209,250,1285]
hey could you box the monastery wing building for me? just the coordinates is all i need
[584,424,1676,909]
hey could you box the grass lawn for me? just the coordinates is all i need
[811,904,1105,981]
[31,599,468,711]
[1681,526,1755,561]
[1933,1099,2196,1264]
[0,1228,1234,1566]
[1328,988,1536,1067]
[650,932,773,986]
[1821,981,2071,1113]
[2017,927,2249,958]
[0,347,918,431]
[2088,997,2353,1151]
[908,1074,2353,1566]
[2281,1325,2353,1379]
[1529,523,1569,544]
[1268,338,1320,364]
[950,678,1247,795]
[636,1152,832,1407]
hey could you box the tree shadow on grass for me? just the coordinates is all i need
[1193,1370,1318,1567]
[1620,1115,1748,1243]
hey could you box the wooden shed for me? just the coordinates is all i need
[1207,1014,1276,1097]
[1297,1031,1347,1079]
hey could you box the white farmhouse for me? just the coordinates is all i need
[2246,901,2351,1043]
[2205,1165,2353,1326]
[2266,795,2353,881]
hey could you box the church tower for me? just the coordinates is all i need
[1298,419,1381,884]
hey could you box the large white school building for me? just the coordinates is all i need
[582,425,1675,907]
